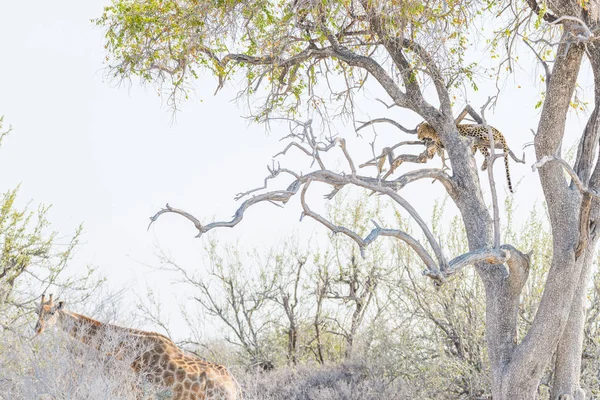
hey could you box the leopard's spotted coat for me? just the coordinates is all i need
[417,122,514,193]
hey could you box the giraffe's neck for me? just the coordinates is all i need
[56,310,158,356]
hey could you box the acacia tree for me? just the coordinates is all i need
[97,1,600,398]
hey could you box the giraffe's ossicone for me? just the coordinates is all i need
[35,294,240,400]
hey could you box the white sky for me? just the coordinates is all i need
[0,1,594,340]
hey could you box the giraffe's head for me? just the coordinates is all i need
[35,294,65,335]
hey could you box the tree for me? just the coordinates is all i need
[0,117,95,335]
[97,1,600,398]
[158,241,278,365]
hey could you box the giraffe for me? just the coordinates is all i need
[35,294,240,400]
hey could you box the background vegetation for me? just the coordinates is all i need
[4,163,600,399]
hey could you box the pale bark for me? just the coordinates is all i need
[551,247,596,400]
[493,37,585,399]
[551,44,600,399]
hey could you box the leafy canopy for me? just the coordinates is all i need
[96,0,488,119]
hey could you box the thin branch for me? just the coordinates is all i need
[273,142,313,158]
[300,180,367,256]
[148,203,203,232]
[234,163,300,200]
[336,138,357,176]
[375,98,397,109]
[522,38,551,91]
[481,97,502,249]
[359,140,424,169]
[148,186,299,237]
[391,168,455,195]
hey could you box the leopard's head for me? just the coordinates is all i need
[417,122,438,142]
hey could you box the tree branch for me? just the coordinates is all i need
[444,247,511,278]
[390,168,455,196]
[319,23,412,110]
[533,155,600,200]
[522,38,551,91]
[336,138,357,176]
[481,97,502,248]
[525,0,558,23]
[148,186,299,238]
[356,118,417,135]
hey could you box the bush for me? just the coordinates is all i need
[0,327,166,400]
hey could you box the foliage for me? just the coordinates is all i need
[95,0,486,117]
[0,120,108,398]
[0,123,103,336]
[0,116,11,148]
[0,188,82,304]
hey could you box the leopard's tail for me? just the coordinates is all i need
[503,148,513,193]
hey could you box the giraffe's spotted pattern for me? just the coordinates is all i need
[417,122,514,193]
[35,295,239,400]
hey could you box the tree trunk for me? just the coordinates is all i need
[551,43,600,399]
[551,247,596,399]
[497,39,586,399]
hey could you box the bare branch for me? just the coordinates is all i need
[364,184,447,267]
[391,168,455,195]
[444,248,511,278]
[381,148,437,179]
[465,105,484,124]
[363,220,441,277]
[149,186,299,238]
[375,98,397,109]
[148,203,203,232]
[522,38,551,91]
[234,163,300,200]
[300,180,367,256]
[273,142,314,159]
[533,155,600,200]
[356,118,417,135]
[454,108,469,125]
[336,138,356,176]
[359,140,424,169]
[549,16,594,39]
[480,97,502,249]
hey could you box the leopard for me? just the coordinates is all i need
[417,122,514,193]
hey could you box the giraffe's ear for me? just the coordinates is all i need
[57,301,65,310]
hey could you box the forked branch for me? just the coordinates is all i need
[533,155,600,200]
[533,154,600,259]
